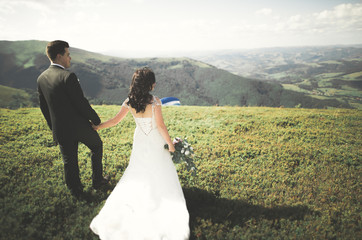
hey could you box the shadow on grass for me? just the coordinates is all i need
[82,186,316,239]
[77,184,116,203]
[183,187,316,239]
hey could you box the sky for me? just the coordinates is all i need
[0,0,361,57]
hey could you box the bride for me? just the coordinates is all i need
[90,67,190,239]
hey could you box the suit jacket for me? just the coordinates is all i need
[37,65,100,143]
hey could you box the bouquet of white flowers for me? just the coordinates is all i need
[165,137,197,176]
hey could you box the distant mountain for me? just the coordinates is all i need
[192,46,362,109]
[0,40,351,109]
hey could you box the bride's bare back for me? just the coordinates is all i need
[129,103,153,118]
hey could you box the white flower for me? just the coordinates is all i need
[173,137,182,145]
[185,150,190,156]
[181,149,185,154]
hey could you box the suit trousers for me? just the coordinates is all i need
[58,127,103,190]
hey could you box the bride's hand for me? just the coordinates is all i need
[92,123,99,131]
[168,144,175,152]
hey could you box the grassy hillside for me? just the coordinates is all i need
[1,106,361,239]
[0,40,349,109]
[0,84,36,109]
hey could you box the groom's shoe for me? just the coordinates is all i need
[93,175,110,189]
[70,186,84,198]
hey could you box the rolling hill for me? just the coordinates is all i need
[0,40,351,109]
[192,46,362,109]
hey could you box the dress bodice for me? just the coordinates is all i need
[123,96,161,136]
[134,117,154,135]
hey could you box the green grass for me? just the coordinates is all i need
[0,85,28,103]
[315,73,344,79]
[1,106,361,239]
[350,102,362,109]
[283,78,361,109]
[320,61,342,65]
[282,84,310,94]
[298,79,313,86]
[307,94,331,100]
[269,72,289,80]
[319,87,361,98]
[342,71,362,81]
[304,63,321,67]
[0,40,46,68]
[0,85,34,109]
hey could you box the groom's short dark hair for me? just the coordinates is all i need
[46,40,69,61]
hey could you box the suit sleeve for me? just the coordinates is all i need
[65,73,101,125]
[38,84,52,130]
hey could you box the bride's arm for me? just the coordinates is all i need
[154,98,175,152]
[93,106,129,131]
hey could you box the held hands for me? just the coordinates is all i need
[92,123,100,131]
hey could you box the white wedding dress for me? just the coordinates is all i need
[90,96,190,240]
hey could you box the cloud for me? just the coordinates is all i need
[254,3,362,34]
[130,0,145,3]
[225,3,362,49]
[303,3,361,34]
[63,0,105,8]
[316,3,362,19]
[310,3,362,33]
[0,0,56,39]
[0,0,42,14]
[255,8,273,16]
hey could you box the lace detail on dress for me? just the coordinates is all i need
[129,95,160,136]
[135,118,153,135]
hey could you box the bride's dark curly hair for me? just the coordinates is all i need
[127,67,156,113]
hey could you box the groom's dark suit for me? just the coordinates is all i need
[37,65,103,192]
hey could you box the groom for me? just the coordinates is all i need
[37,40,109,197]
